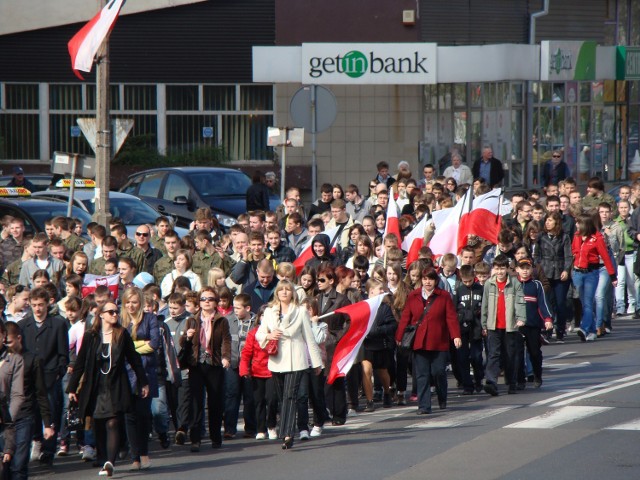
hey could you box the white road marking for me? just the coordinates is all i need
[405,406,518,429]
[531,373,640,407]
[504,406,612,429]
[605,418,640,431]
[543,361,591,371]
[544,351,577,361]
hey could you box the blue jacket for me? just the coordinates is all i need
[126,312,160,398]
[519,277,552,328]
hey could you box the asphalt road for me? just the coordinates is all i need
[32,315,640,480]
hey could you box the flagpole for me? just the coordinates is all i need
[94,0,112,228]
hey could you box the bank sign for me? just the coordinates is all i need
[301,43,437,85]
[540,41,597,81]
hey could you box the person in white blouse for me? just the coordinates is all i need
[256,280,323,449]
[160,249,202,299]
[442,152,473,186]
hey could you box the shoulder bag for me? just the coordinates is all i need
[399,296,434,354]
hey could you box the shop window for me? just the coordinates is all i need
[424,84,437,111]
[511,83,524,106]
[204,86,235,111]
[470,83,482,108]
[50,85,82,110]
[221,114,274,161]
[580,83,591,103]
[0,113,39,159]
[240,85,272,111]
[166,85,199,111]
[166,114,217,151]
[49,114,93,157]
[124,85,157,111]
[86,85,120,110]
[5,84,38,110]
[453,84,466,108]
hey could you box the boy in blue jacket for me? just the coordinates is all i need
[515,259,553,388]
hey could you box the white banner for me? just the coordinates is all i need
[301,43,437,84]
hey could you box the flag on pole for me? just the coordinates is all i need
[82,273,120,299]
[326,294,387,384]
[458,188,502,250]
[401,214,428,267]
[68,0,126,80]
[292,225,342,275]
[428,195,468,257]
[383,186,401,242]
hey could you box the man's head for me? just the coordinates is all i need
[492,254,510,281]
[316,265,336,293]
[155,216,171,237]
[135,224,152,249]
[345,184,360,204]
[497,229,515,253]
[551,150,562,165]
[376,190,389,209]
[330,199,348,223]
[586,177,604,196]
[12,167,26,186]
[32,232,49,260]
[376,161,390,179]
[248,210,265,232]
[618,200,631,219]
[516,258,533,281]
[101,236,118,260]
[48,238,66,260]
[546,195,560,213]
[569,191,582,205]
[29,287,50,322]
[598,202,613,225]
[256,259,275,287]
[482,146,493,161]
[307,218,324,237]
[619,185,631,201]
[266,228,282,250]
[459,246,476,266]
[451,153,462,168]
[545,184,559,197]
[249,231,265,257]
[168,292,186,317]
[515,200,532,223]
[194,207,214,232]
[422,164,435,180]
[8,217,25,241]
[459,264,475,287]
[233,293,251,320]
[284,198,298,215]
[163,230,180,255]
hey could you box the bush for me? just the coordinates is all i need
[114,135,228,167]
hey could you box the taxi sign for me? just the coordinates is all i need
[55,179,96,189]
[0,187,31,197]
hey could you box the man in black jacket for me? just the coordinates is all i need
[18,288,68,466]
[472,146,504,188]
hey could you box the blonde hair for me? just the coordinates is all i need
[268,280,298,309]
[119,287,144,339]
[276,262,296,282]
[207,267,225,287]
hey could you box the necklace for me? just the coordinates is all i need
[100,342,112,375]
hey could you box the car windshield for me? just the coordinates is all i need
[186,171,251,198]
[27,203,93,231]
[81,197,160,224]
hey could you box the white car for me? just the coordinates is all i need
[31,189,190,239]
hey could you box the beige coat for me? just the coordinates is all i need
[256,305,323,373]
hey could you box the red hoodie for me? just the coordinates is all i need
[239,327,271,378]
[571,231,616,276]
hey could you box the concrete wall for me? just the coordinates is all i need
[276,84,423,194]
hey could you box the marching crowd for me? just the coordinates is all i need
[0,149,636,477]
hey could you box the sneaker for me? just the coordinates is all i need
[576,328,586,342]
[255,432,266,440]
[605,327,612,334]
[82,445,97,462]
[56,442,69,457]
[299,430,310,441]
[585,332,597,341]
[567,324,575,333]
[310,426,322,437]
[484,383,499,397]
[364,400,375,412]
[533,378,543,388]
[30,440,42,462]
[39,452,54,466]
[99,461,115,477]
[540,334,550,345]
[409,394,418,402]
[175,430,186,445]
[268,428,278,440]
[383,393,392,408]
[159,432,170,449]
[190,442,200,453]
[347,408,358,417]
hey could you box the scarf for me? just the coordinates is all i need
[199,313,215,356]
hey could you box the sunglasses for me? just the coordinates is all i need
[369,184,377,188]
[317,278,328,283]
[135,232,150,237]
[552,155,561,158]
[102,309,119,316]
[200,297,218,302]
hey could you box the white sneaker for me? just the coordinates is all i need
[585,332,597,341]
[255,432,266,440]
[82,445,97,462]
[310,426,322,438]
[347,408,358,417]
[567,325,574,333]
[267,428,278,440]
[299,430,310,441]
[30,440,42,462]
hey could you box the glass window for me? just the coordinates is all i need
[580,83,591,102]
[484,83,496,108]
[511,109,523,159]
[86,85,120,110]
[49,114,93,158]
[240,85,272,110]
[630,81,639,103]
[162,174,190,201]
[424,85,437,111]
[453,84,467,108]
[166,85,199,111]
[552,83,565,103]
[0,114,40,159]
[138,172,165,198]
[437,84,452,110]
[5,84,38,110]
[49,85,82,110]
[204,86,235,111]
[166,115,217,152]
[124,85,157,110]
[470,83,482,108]
[496,82,508,108]
[112,114,157,148]
[186,170,251,198]
[221,114,274,161]
[469,111,482,161]
[511,83,524,105]
[592,82,604,103]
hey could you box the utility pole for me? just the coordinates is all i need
[93,0,112,228]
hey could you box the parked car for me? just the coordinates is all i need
[31,189,189,238]
[119,167,280,228]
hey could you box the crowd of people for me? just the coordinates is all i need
[0,150,634,477]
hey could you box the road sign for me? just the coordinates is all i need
[52,152,97,179]
[77,118,134,157]
[202,126,214,138]
[70,126,82,137]
[290,85,337,133]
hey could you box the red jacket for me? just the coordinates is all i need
[239,327,271,378]
[395,288,461,352]
[571,231,616,276]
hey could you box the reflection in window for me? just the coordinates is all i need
[162,174,190,202]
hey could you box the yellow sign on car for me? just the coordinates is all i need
[0,187,31,197]
[55,179,96,188]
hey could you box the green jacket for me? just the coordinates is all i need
[481,275,526,332]
[192,250,235,286]
[153,255,174,285]
[63,233,86,252]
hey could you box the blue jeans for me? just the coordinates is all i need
[10,417,33,480]
[615,253,636,313]
[413,350,448,412]
[595,267,613,329]
[223,367,256,435]
[572,269,599,334]
[151,383,170,435]
[548,278,570,337]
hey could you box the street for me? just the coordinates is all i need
[32,316,640,480]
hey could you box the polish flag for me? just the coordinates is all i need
[82,273,120,299]
[401,214,428,267]
[68,0,126,80]
[428,197,468,257]
[292,225,342,275]
[325,294,388,384]
[383,186,401,242]
[458,188,502,250]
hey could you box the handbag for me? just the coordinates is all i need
[399,297,434,353]
[66,400,83,431]
[266,339,279,355]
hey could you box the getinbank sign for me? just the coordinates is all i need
[301,43,437,85]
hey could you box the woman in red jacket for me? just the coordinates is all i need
[239,307,277,441]
[571,213,617,341]
[395,268,461,415]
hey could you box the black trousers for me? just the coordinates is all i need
[324,376,347,423]
[167,376,191,432]
[520,325,543,382]
[273,370,305,440]
[251,377,277,434]
[124,395,152,459]
[189,363,224,445]
[485,329,523,387]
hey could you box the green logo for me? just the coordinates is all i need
[341,50,368,78]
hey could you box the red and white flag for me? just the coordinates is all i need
[82,273,120,299]
[428,198,467,257]
[292,225,342,275]
[325,294,387,384]
[68,0,126,80]
[458,188,502,250]
[383,186,401,242]
[401,214,428,267]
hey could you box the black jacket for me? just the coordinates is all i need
[363,301,397,351]
[534,233,573,280]
[246,183,271,211]
[453,282,484,341]
[18,315,69,388]
[14,351,52,426]
[304,233,341,272]
[472,157,504,187]
[315,287,351,366]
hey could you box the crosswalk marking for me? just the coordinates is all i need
[604,418,640,431]
[531,373,640,407]
[503,406,612,429]
[405,406,518,429]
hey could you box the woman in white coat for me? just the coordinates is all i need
[160,249,202,299]
[256,280,323,449]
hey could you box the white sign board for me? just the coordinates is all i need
[77,118,134,157]
[540,41,597,81]
[301,43,437,85]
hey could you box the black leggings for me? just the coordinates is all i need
[94,415,123,465]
